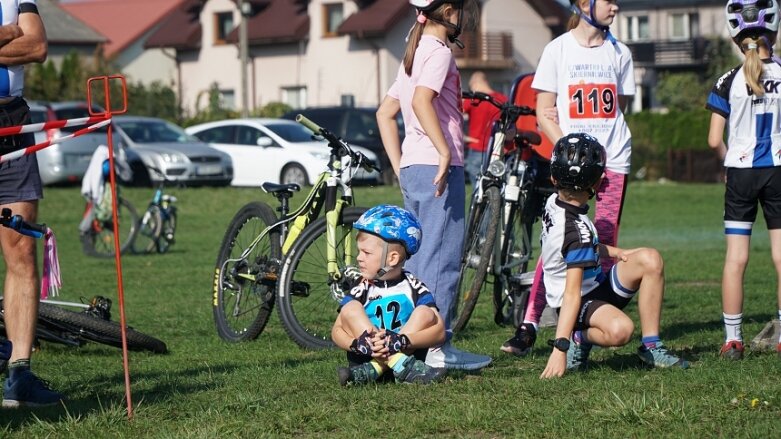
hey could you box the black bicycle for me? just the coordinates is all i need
[0,208,167,353]
[453,91,554,332]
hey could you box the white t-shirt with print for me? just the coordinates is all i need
[533,32,635,174]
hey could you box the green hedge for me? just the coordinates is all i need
[626,110,713,179]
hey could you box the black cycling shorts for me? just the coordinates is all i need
[724,167,781,230]
[555,266,636,331]
[0,98,41,205]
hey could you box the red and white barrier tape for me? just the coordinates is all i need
[0,115,109,137]
[0,118,112,163]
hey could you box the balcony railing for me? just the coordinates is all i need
[627,37,709,68]
[453,31,515,69]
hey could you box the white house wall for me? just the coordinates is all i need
[180,0,242,113]
[482,0,553,82]
[115,36,178,87]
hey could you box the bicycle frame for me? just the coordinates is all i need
[219,143,363,289]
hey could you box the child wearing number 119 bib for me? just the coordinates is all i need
[502,0,636,356]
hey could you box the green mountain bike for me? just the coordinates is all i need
[212,115,378,349]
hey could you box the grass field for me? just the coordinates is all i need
[1,182,780,437]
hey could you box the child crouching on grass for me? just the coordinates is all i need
[331,205,447,385]
[540,133,689,379]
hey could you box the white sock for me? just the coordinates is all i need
[777,310,781,343]
[723,312,743,342]
[522,321,539,331]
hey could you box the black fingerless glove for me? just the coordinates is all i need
[349,329,374,356]
[384,331,411,355]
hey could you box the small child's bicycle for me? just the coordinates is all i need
[0,208,167,354]
[79,186,139,258]
[213,115,378,349]
[133,166,178,254]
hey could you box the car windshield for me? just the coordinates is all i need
[118,120,198,144]
[263,123,316,143]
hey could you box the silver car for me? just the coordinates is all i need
[32,101,111,185]
[112,116,233,187]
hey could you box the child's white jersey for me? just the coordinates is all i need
[533,32,635,174]
[706,61,781,168]
[539,194,605,309]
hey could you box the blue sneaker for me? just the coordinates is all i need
[566,341,592,371]
[0,339,11,374]
[2,370,65,408]
[637,342,689,369]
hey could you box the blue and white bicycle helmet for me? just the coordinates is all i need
[354,205,422,256]
[726,0,780,40]
[570,0,617,45]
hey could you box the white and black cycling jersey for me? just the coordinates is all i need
[0,1,38,98]
[539,194,605,308]
[707,60,781,168]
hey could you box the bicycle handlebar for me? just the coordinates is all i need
[0,208,46,239]
[462,91,535,116]
[295,114,381,174]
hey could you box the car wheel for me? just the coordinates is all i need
[281,163,308,186]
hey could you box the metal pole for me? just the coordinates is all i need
[239,0,249,117]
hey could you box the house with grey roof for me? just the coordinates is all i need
[38,0,107,65]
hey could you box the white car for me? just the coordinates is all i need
[185,118,381,187]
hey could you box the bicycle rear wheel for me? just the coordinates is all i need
[277,207,366,350]
[157,207,177,254]
[213,202,280,342]
[81,197,139,258]
[37,302,167,353]
[452,186,501,333]
[133,205,163,254]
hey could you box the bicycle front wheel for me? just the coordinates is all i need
[37,302,167,353]
[452,186,501,333]
[277,207,366,350]
[492,200,534,325]
[133,205,163,254]
[81,197,139,258]
[157,207,177,254]
[213,202,281,342]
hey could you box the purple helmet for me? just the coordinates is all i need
[726,0,780,40]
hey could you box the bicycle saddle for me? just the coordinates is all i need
[261,182,301,195]
[517,131,541,146]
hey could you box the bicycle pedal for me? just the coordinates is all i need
[290,281,310,297]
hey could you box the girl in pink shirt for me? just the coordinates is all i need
[376,0,489,371]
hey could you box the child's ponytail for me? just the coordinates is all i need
[567,0,583,31]
[403,21,426,76]
[742,36,767,97]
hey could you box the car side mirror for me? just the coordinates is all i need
[257,137,274,147]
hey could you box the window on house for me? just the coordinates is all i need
[625,15,650,41]
[323,3,344,37]
[214,11,235,44]
[670,13,689,39]
[282,86,307,109]
[220,89,236,109]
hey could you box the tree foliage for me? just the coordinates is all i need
[655,37,740,112]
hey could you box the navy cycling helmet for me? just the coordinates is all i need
[550,133,606,192]
[354,205,422,256]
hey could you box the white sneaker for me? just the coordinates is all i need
[425,343,492,370]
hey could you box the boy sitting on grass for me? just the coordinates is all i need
[540,133,689,379]
[332,205,446,385]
